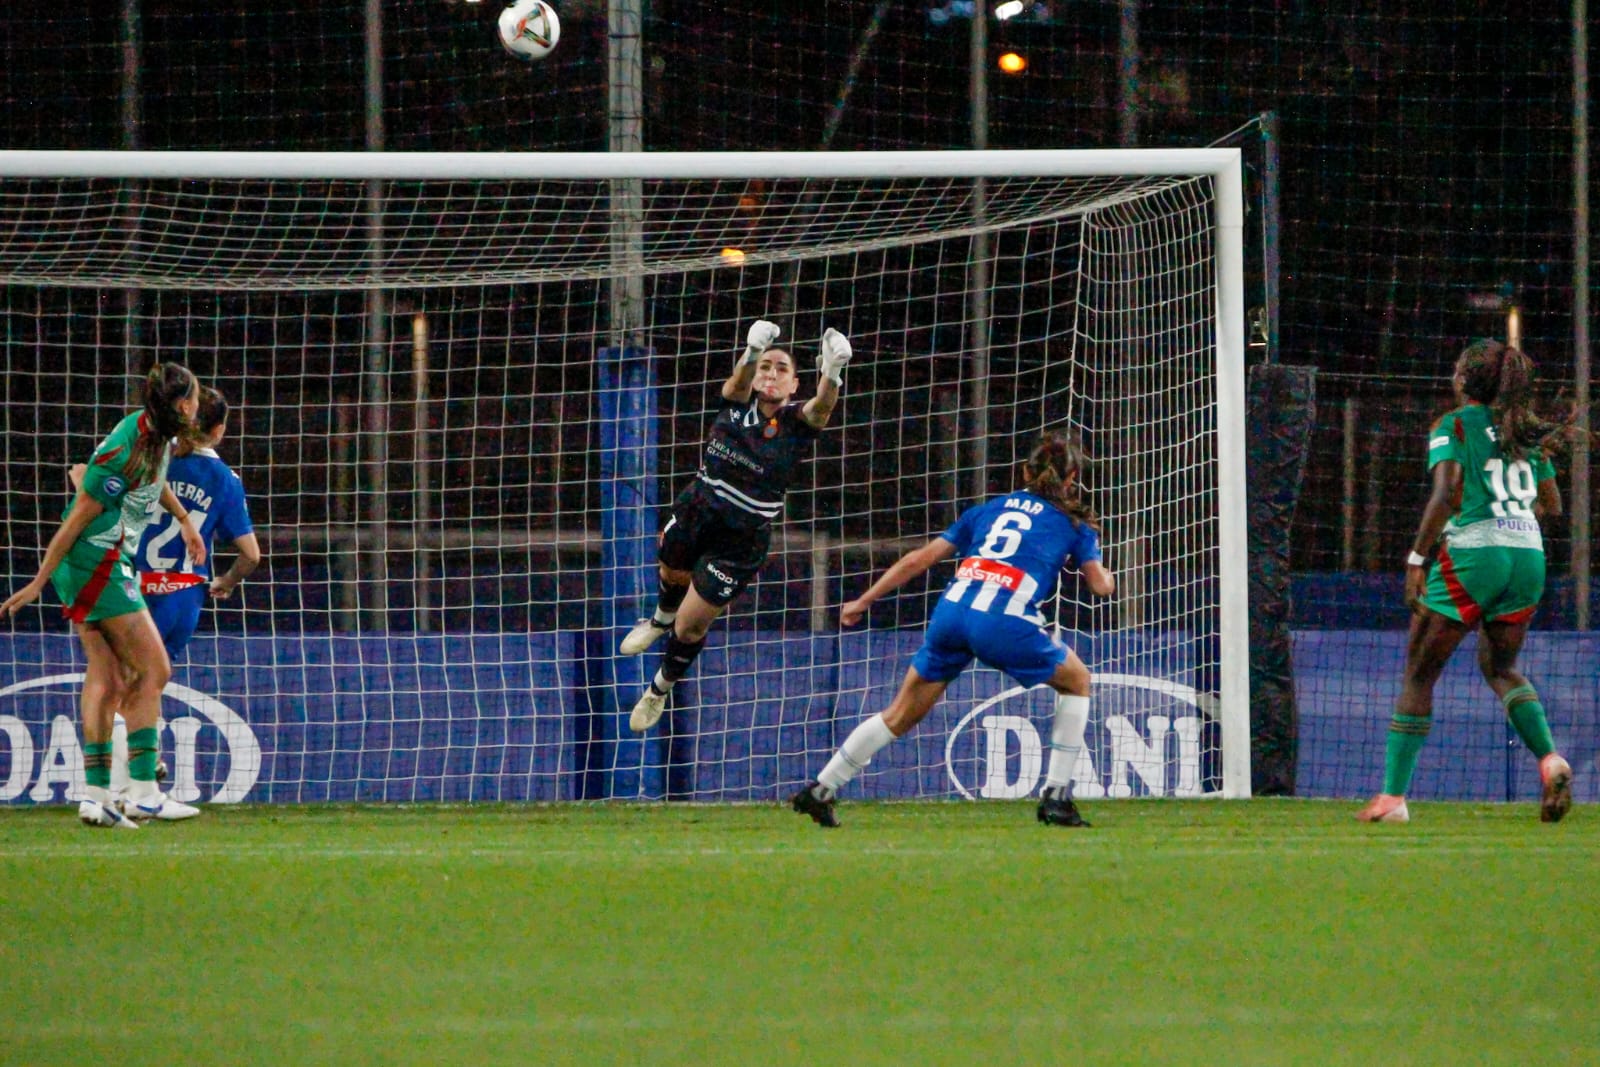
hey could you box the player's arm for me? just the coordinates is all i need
[1404,459,1462,612]
[839,537,957,628]
[210,532,261,601]
[1079,560,1115,598]
[722,319,780,403]
[1,490,104,617]
[803,328,852,430]
[159,484,207,568]
[1533,473,1561,522]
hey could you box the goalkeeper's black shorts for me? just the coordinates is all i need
[657,483,770,607]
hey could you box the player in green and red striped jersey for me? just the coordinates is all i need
[2,363,207,828]
[1359,339,1576,824]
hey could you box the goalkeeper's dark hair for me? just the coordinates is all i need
[1023,433,1099,531]
[1455,339,1579,461]
[126,362,198,486]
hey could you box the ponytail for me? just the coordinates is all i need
[125,362,198,486]
[1457,339,1577,461]
[1023,433,1100,531]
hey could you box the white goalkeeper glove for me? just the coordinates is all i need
[739,319,781,367]
[818,327,852,387]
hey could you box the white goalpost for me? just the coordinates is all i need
[0,148,1249,806]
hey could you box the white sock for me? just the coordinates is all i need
[650,670,673,694]
[650,609,676,627]
[85,784,111,805]
[1044,693,1090,792]
[816,714,897,796]
[124,778,159,803]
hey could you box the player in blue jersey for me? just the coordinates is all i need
[620,319,852,732]
[131,385,260,654]
[793,434,1115,829]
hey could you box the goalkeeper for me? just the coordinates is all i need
[620,320,851,732]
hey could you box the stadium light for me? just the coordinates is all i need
[998,52,1027,74]
[994,0,1025,18]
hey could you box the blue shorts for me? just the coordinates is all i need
[145,586,206,657]
[909,603,1068,688]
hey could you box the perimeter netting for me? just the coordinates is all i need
[0,155,1243,805]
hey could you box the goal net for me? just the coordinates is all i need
[0,149,1247,807]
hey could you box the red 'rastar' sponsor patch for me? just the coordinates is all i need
[140,572,206,595]
[955,557,1024,590]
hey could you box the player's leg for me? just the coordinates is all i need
[1357,604,1470,822]
[630,528,764,732]
[620,562,692,655]
[629,583,730,727]
[152,592,202,784]
[1038,650,1093,827]
[793,612,969,826]
[108,589,196,793]
[1477,613,1570,822]
[98,610,197,820]
[1470,547,1569,819]
[621,501,697,655]
[792,666,952,828]
[968,617,1090,824]
[73,623,138,828]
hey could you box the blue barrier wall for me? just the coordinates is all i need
[1,630,1593,805]
[1292,630,1600,803]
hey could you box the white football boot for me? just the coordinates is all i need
[630,686,668,732]
[79,799,140,830]
[120,790,201,822]
[620,618,672,656]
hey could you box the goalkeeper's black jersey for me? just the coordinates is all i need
[693,397,820,530]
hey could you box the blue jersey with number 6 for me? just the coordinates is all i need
[936,491,1101,626]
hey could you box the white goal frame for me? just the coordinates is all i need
[0,147,1250,799]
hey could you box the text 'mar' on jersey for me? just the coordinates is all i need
[695,398,820,528]
[937,491,1102,625]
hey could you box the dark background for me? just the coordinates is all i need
[1,1,1592,632]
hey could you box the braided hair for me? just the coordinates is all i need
[1023,433,1100,531]
[125,362,198,486]
[1454,339,1572,461]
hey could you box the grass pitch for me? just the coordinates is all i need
[2,799,1595,1066]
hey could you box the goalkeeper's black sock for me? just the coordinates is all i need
[658,632,705,686]
[650,579,689,628]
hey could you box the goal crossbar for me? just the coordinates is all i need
[1,147,1240,191]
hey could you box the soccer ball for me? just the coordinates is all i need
[498,0,561,62]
